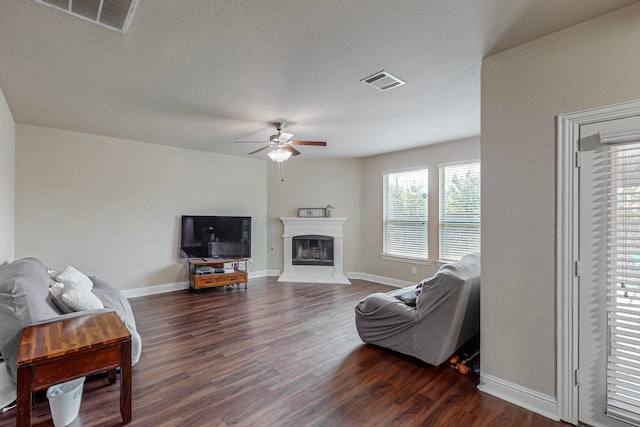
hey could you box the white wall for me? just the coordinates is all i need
[360,137,480,282]
[267,158,362,274]
[0,87,15,264]
[481,3,640,397]
[15,124,268,291]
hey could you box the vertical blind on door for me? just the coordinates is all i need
[606,140,640,425]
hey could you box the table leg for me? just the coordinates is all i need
[120,339,132,424]
[16,365,32,427]
[107,368,117,385]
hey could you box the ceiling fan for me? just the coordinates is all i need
[236,122,327,162]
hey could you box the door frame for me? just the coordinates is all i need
[557,99,640,424]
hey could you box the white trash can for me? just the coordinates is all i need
[46,377,85,427]
[0,361,16,410]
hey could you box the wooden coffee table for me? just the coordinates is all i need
[16,311,132,426]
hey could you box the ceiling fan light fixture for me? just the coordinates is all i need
[237,121,327,162]
[267,148,292,162]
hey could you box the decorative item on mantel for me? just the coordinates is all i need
[326,204,334,217]
[298,208,326,218]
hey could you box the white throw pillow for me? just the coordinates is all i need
[60,285,104,312]
[49,281,104,313]
[55,265,93,291]
[49,282,75,314]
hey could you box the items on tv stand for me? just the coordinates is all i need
[188,258,249,292]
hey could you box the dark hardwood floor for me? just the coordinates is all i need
[0,277,567,427]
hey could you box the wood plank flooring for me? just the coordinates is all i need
[0,277,567,426]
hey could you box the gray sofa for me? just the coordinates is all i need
[354,253,480,365]
[0,257,142,389]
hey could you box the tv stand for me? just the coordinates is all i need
[188,258,249,292]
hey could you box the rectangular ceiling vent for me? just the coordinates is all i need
[360,70,406,92]
[35,0,138,33]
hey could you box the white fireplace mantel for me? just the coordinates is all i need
[278,217,350,284]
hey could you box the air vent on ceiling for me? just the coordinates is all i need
[360,70,406,92]
[35,0,138,33]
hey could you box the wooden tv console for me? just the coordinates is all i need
[188,258,249,292]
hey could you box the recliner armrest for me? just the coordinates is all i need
[355,292,417,320]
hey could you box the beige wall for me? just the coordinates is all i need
[360,137,480,282]
[15,124,268,291]
[267,158,362,274]
[0,87,15,264]
[481,3,640,397]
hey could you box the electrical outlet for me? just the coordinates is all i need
[411,267,417,275]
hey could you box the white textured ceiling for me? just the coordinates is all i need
[0,0,637,159]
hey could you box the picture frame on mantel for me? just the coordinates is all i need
[298,208,326,218]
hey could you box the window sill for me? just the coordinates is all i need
[380,254,431,265]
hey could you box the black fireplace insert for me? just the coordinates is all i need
[292,235,334,266]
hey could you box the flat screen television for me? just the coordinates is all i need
[180,215,251,259]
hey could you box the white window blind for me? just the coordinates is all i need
[383,168,428,260]
[439,162,480,261]
[606,141,640,425]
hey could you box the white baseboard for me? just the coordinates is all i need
[478,372,559,421]
[121,281,189,299]
[121,270,271,299]
[346,272,414,288]
[248,269,271,278]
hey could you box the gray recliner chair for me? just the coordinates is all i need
[354,253,480,365]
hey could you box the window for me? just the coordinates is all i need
[439,162,480,261]
[383,168,428,260]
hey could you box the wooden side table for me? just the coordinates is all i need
[16,311,132,427]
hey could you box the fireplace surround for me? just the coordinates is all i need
[279,217,350,284]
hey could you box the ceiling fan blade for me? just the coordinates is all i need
[248,145,271,155]
[290,140,327,146]
[283,145,301,156]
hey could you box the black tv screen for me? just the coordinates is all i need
[180,216,251,259]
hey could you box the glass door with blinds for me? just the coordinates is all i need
[578,116,640,427]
